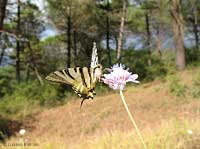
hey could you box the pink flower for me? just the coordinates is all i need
[102,64,139,90]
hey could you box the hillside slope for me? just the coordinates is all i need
[7,69,200,149]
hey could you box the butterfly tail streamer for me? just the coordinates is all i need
[90,42,98,68]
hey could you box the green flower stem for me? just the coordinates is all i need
[120,90,147,149]
[20,137,25,149]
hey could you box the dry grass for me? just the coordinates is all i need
[2,69,200,149]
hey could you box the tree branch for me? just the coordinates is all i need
[0,30,28,41]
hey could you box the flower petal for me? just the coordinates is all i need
[102,64,139,90]
[127,74,140,83]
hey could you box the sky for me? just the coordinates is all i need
[32,0,46,12]
[32,0,58,40]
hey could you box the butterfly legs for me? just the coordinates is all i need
[80,98,86,109]
[80,95,94,109]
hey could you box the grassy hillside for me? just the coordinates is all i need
[2,67,200,149]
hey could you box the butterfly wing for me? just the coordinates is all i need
[45,68,78,85]
[45,67,97,99]
[45,43,102,107]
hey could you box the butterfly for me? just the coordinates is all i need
[45,42,102,107]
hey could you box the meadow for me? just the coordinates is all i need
[1,63,200,149]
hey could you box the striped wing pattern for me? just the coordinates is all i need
[45,67,97,99]
[46,43,101,107]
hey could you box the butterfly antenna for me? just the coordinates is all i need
[103,68,112,73]
[80,98,86,109]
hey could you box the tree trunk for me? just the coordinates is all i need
[16,0,21,83]
[33,67,44,86]
[193,20,199,50]
[115,35,118,51]
[145,12,151,66]
[0,0,7,30]
[156,25,162,59]
[170,0,185,70]
[27,41,44,86]
[190,0,199,50]
[106,15,111,65]
[67,14,71,68]
[192,7,199,49]
[0,34,8,65]
[16,40,20,83]
[0,0,8,65]
[0,48,5,65]
[73,29,77,66]
[106,0,112,65]
[25,64,30,82]
[116,1,126,62]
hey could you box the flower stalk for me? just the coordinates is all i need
[120,90,147,149]
[102,64,147,148]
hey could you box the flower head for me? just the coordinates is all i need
[187,129,193,135]
[102,64,139,90]
[19,128,26,136]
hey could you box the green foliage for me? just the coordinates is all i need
[95,83,111,95]
[0,80,66,117]
[1,43,199,119]
[185,48,200,66]
[192,72,200,99]
[169,77,187,97]
[0,67,16,97]
[127,6,146,33]
[121,50,168,81]
[1,48,198,118]
[0,130,6,141]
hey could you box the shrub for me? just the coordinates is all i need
[121,50,168,81]
[185,48,200,66]
[0,80,66,117]
[0,66,16,97]
[169,77,187,97]
[192,72,200,99]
